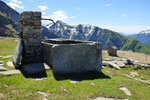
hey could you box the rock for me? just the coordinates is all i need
[70,80,81,84]
[127,59,133,65]
[127,59,139,65]
[105,58,111,61]
[44,63,50,70]
[119,87,131,96]
[22,63,46,74]
[109,62,120,69]
[141,64,150,68]
[37,91,48,98]
[0,93,5,99]
[2,55,12,59]
[93,97,128,100]
[6,61,14,67]
[132,60,139,65]
[0,61,4,66]
[34,78,47,80]
[115,61,125,68]
[12,40,23,68]
[130,72,139,77]
[0,70,21,75]
[60,86,68,93]
[0,66,8,71]
[123,74,150,85]
[102,66,106,69]
[43,39,102,75]
[102,61,110,66]
[140,76,144,80]
[91,82,95,86]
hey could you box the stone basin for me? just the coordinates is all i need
[42,39,102,75]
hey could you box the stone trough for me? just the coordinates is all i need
[42,39,102,75]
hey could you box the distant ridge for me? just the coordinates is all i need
[129,29,150,46]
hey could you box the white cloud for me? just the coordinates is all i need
[42,12,46,15]
[10,0,22,4]
[38,6,48,11]
[99,25,150,34]
[75,7,80,10]
[7,2,24,9]
[43,10,68,21]
[121,14,128,17]
[71,16,76,19]
[104,4,113,7]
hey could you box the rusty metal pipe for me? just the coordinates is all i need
[41,18,55,24]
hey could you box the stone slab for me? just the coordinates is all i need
[22,63,46,74]
[94,97,128,100]
[7,61,14,67]
[0,66,8,71]
[116,61,125,67]
[0,70,21,75]
[119,87,131,96]
[12,40,23,68]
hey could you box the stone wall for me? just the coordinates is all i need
[20,11,42,64]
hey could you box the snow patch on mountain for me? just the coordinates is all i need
[138,29,150,35]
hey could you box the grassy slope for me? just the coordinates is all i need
[88,29,150,54]
[0,37,150,100]
[0,12,19,37]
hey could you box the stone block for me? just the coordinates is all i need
[21,11,33,16]
[22,63,45,74]
[34,37,42,42]
[34,20,41,25]
[12,40,23,68]
[33,12,41,17]
[23,26,34,33]
[33,42,42,46]
[43,39,102,75]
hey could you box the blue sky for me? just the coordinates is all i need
[4,0,150,34]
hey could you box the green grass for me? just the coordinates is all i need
[0,37,150,100]
[0,37,17,56]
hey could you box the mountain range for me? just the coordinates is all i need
[0,0,150,54]
[46,20,150,54]
[129,30,150,46]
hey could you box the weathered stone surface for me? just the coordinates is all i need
[119,87,131,96]
[0,61,3,66]
[37,91,48,99]
[130,72,139,77]
[0,70,21,75]
[7,61,14,67]
[0,93,5,99]
[0,66,8,71]
[2,55,12,59]
[43,39,102,75]
[102,61,110,66]
[70,80,81,84]
[12,40,23,68]
[93,97,128,100]
[109,62,120,69]
[22,63,46,74]
[116,61,125,68]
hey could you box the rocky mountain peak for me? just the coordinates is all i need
[138,29,150,35]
